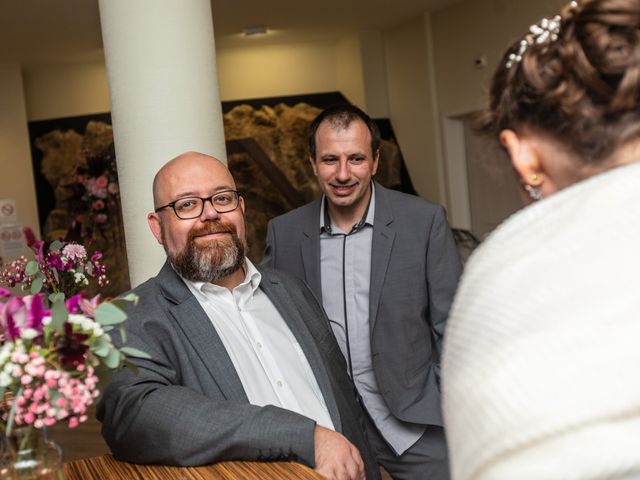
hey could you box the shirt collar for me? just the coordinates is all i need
[180,257,262,296]
[319,182,376,234]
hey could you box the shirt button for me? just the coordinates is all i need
[256,342,263,349]
[277,380,283,387]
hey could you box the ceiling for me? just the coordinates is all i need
[0,0,462,65]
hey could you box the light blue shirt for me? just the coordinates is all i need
[319,184,424,455]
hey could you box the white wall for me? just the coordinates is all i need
[24,60,110,121]
[383,16,441,203]
[335,34,366,109]
[0,64,41,244]
[217,40,341,101]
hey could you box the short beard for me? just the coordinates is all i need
[162,221,247,283]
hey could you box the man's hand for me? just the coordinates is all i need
[313,425,365,480]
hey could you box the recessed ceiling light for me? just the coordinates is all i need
[243,26,268,36]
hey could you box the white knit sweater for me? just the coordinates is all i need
[442,162,640,480]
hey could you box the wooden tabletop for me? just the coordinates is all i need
[64,454,326,479]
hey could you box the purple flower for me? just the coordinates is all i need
[47,254,64,271]
[0,294,46,341]
[56,323,89,369]
[65,294,83,314]
[0,287,11,298]
[90,251,103,262]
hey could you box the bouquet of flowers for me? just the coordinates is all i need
[0,235,147,434]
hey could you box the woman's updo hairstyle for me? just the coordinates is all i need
[478,0,640,164]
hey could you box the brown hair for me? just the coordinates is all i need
[477,0,640,164]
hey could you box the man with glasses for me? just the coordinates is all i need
[98,151,379,480]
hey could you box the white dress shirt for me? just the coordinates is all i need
[183,259,334,430]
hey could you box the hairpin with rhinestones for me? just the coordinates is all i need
[505,1,578,69]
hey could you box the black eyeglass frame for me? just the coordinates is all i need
[154,189,241,220]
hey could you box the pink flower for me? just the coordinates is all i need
[0,287,11,298]
[79,295,100,317]
[0,294,46,341]
[107,182,119,194]
[92,200,105,211]
[95,214,108,224]
[62,244,87,261]
[68,417,79,428]
[95,176,108,188]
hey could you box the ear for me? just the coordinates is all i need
[372,148,380,176]
[309,155,319,176]
[147,212,164,245]
[500,129,543,187]
[239,194,245,215]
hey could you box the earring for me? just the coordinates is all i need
[524,184,543,201]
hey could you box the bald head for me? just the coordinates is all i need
[152,152,233,209]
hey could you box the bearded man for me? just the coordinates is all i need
[98,152,380,480]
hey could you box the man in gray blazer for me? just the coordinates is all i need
[262,105,462,479]
[98,151,380,480]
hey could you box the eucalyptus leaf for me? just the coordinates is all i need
[104,349,122,369]
[48,292,65,304]
[120,347,151,360]
[25,261,39,276]
[85,262,93,275]
[49,240,64,252]
[51,300,68,333]
[95,303,127,326]
[92,338,110,357]
[30,277,43,294]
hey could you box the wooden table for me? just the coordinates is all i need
[64,454,326,479]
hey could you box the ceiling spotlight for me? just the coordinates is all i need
[243,26,268,36]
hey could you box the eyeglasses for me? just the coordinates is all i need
[155,190,241,220]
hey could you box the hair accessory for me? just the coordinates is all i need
[506,15,562,68]
[505,1,579,69]
[524,184,543,201]
[531,173,540,183]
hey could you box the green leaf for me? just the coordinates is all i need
[120,347,151,360]
[95,303,127,326]
[51,300,68,333]
[49,240,64,252]
[104,348,122,369]
[85,262,93,276]
[30,277,43,294]
[92,338,111,357]
[48,292,65,304]
[111,293,139,311]
[25,261,39,276]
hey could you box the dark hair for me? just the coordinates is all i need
[477,0,640,164]
[307,104,381,159]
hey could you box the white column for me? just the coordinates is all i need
[98,0,226,287]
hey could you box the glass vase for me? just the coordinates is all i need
[0,427,63,480]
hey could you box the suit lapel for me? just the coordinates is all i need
[157,262,247,402]
[370,184,395,331]
[259,270,342,431]
[300,199,323,302]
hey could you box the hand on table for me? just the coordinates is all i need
[313,425,365,480]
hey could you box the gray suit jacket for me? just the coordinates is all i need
[262,182,462,427]
[97,261,380,479]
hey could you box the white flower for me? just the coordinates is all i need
[21,328,38,340]
[42,316,52,326]
[74,272,89,285]
[0,371,11,387]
